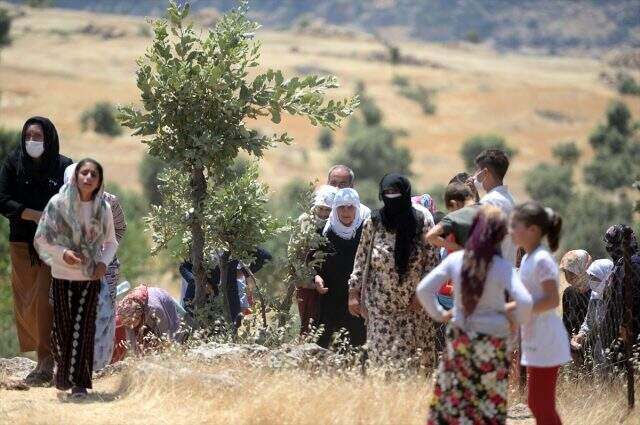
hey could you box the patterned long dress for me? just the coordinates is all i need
[349,208,440,369]
[93,192,127,370]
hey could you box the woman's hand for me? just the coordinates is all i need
[348,290,362,317]
[505,301,519,334]
[314,275,329,294]
[63,250,85,265]
[91,262,107,280]
[21,208,42,223]
[571,333,584,350]
[441,310,453,322]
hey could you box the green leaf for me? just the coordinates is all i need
[271,107,281,124]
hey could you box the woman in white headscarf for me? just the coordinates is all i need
[313,188,366,348]
[291,184,338,334]
[63,163,127,372]
[571,259,614,374]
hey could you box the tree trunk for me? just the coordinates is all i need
[278,281,296,328]
[217,251,233,327]
[190,166,209,309]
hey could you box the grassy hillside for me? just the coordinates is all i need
[0,4,639,199]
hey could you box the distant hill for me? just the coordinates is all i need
[7,0,640,52]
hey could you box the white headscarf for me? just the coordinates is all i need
[323,188,363,240]
[314,184,338,209]
[63,162,77,188]
[587,259,614,299]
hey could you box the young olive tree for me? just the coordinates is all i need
[120,1,357,322]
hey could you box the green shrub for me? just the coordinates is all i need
[0,9,11,47]
[81,102,123,136]
[460,134,518,171]
[104,184,151,282]
[552,141,581,167]
[562,191,634,259]
[616,72,640,96]
[584,100,640,191]
[26,0,53,8]
[0,127,19,161]
[317,128,334,151]
[138,154,167,206]
[333,124,411,183]
[392,74,410,88]
[393,76,437,115]
[464,31,482,44]
[525,163,574,214]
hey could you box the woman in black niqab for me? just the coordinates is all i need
[377,173,423,276]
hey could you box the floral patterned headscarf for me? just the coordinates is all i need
[604,225,639,264]
[411,193,438,214]
[34,160,109,278]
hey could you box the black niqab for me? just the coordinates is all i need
[376,173,422,276]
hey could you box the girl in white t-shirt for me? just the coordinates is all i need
[510,201,570,425]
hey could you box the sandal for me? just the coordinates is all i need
[71,387,88,400]
[24,369,53,387]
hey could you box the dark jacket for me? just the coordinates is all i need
[316,226,366,348]
[0,117,72,245]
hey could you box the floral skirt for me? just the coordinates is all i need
[427,325,510,425]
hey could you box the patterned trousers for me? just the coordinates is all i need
[52,279,99,390]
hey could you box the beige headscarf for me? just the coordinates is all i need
[560,250,592,291]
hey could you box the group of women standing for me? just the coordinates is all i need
[559,225,640,377]
[304,173,441,370]
[304,150,581,425]
[2,115,638,424]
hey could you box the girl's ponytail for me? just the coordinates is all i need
[545,207,562,252]
[513,202,563,252]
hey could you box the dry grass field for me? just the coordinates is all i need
[1,354,639,425]
[2,4,640,198]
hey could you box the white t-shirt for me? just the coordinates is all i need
[417,251,532,338]
[480,185,517,265]
[519,246,571,367]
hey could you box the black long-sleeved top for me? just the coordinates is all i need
[0,149,72,243]
[316,226,366,348]
[561,286,591,336]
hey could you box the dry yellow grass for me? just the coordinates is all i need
[1,354,639,424]
[2,4,640,198]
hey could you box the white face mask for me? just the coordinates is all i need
[384,193,402,199]
[473,176,484,193]
[25,140,45,159]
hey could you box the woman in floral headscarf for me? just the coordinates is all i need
[112,285,185,362]
[559,250,592,336]
[34,158,117,399]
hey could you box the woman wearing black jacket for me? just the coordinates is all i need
[313,188,366,349]
[0,117,72,385]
